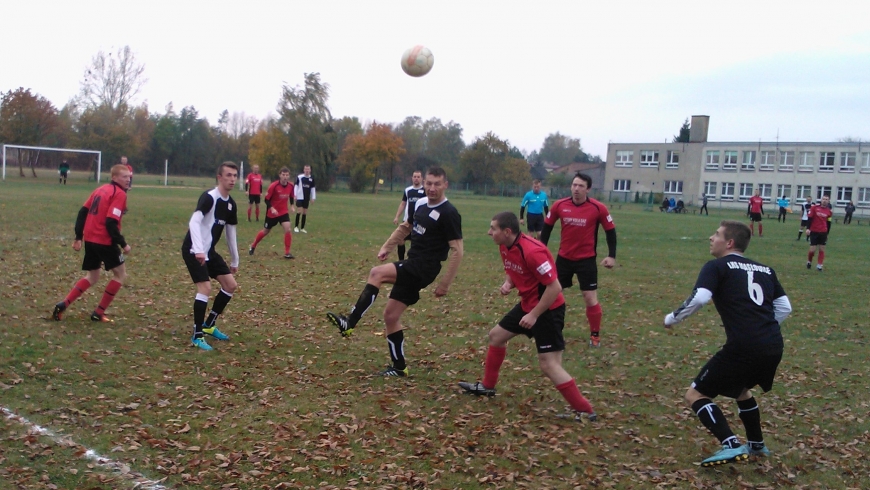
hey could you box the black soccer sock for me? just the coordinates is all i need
[205,289,233,327]
[387,330,406,370]
[738,397,764,448]
[797,231,803,239]
[348,284,379,328]
[295,213,301,227]
[301,214,307,229]
[397,243,406,261]
[193,294,208,338]
[692,398,740,448]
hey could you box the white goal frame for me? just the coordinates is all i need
[2,144,102,182]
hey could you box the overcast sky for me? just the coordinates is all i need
[2,0,869,158]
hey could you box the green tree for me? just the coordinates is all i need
[458,132,511,188]
[249,121,293,179]
[331,116,363,158]
[338,122,405,193]
[539,132,583,166]
[278,73,336,190]
[673,118,690,143]
[0,87,59,177]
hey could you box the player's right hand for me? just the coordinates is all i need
[377,249,389,261]
[393,217,399,225]
[195,253,206,265]
[72,240,82,252]
[123,245,132,255]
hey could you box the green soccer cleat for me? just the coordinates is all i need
[700,444,749,467]
[327,312,353,337]
[458,381,496,396]
[202,326,229,341]
[379,366,409,377]
[191,336,213,351]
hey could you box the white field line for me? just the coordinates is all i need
[2,406,171,490]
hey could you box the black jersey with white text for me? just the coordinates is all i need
[401,185,426,221]
[408,198,462,262]
[294,174,316,201]
[694,253,785,353]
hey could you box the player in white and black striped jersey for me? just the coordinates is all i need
[393,170,426,261]
[293,165,316,233]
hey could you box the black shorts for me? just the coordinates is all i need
[556,256,598,291]
[182,249,232,284]
[296,199,310,209]
[809,232,828,246]
[248,194,261,205]
[499,303,566,354]
[800,219,809,228]
[60,171,69,178]
[82,242,125,271]
[389,258,441,306]
[264,213,290,229]
[526,213,544,232]
[692,347,782,399]
[749,212,763,222]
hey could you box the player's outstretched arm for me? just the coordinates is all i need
[435,239,464,297]
[664,287,712,327]
[378,221,412,260]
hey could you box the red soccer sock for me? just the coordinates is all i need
[556,379,593,414]
[252,230,267,248]
[284,232,292,254]
[94,280,122,316]
[808,251,814,262]
[255,207,260,220]
[758,224,763,235]
[750,223,755,235]
[481,345,507,389]
[818,250,825,265]
[586,304,602,336]
[64,278,92,307]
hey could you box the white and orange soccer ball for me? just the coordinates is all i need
[400,45,434,77]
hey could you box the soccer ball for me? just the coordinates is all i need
[400,45,434,77]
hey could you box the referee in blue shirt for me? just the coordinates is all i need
[519,180,549,240]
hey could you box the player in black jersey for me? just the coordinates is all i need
[393,171,425,261]
[664,220,791,467]
[327,167,463,377]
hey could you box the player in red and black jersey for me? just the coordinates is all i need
[53,164,132,323]
[747,190,764,237]
[806,195,833,271]
[248,167,296,259]
[541,172,616,347]
[458,212,597,422]
[245,164,264,222]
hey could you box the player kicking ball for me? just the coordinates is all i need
[664,220,791,466]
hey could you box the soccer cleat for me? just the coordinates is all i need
[458,381,496,397]
[294,227,299,233]
[248,246,255,256]
[589,335,601,348]
[748,445,771,457]
[301,229,308,234]
[557,411,598,423]
[379,366,409,377]
[191,336,213,351]
[284,253,295,259]
[90,312,113,323]
[816,264,823,271]
[202,326,229,341]
[327,312,353,337]
[806,261,811,269]
[52,302,66,321]
[700,444,749,467]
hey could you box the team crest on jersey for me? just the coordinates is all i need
[606,214,613,223]
[429,209,440,220]
[228,204,233,211]
[536,261,552,275]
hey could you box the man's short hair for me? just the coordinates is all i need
[493,211,520,235]
[573,172,592,188]
[427,167,447,180]
[218,161,239,176]
[110,164,129,178]
[719,220,751,252]
[280,166,290,174]
[533,179,542,185]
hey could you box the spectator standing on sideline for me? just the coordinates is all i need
[294,165,316,233]
[245,164,264,222]
[248,167,296,259]
[519,179,550,240]
[699,193,709,216]
[807,195,832,271]
[843,200,856,224]
[181,162,240,351]
[458,212,597,422]
[776,196,790,223]
[664,220,791,466]
[53,164,132,323]
[59,160,70,184]
[393,170,426,261]
[541,172,616,347]
[747,189,764,237]
[797,197,813,241]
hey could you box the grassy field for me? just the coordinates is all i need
[1,173,868,489]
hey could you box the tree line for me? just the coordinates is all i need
[0,46,601,192]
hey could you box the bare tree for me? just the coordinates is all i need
[79,46,147,112]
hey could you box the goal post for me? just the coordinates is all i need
[2,144,102,182]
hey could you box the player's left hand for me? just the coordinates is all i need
[434,285,449,297]
[519,313,537,329]
[230,266,238,274]
[72,239,82,252]
[601,257,616,269]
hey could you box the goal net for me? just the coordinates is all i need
[2,144,102,182]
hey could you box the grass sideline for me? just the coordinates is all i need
[0,175,868,489]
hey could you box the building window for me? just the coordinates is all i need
[858,187,870,207]
[739,183,754,201]
[836,186,853,205]
[640,150,659,167]
[796,185,812,200]
[819,152,835,172]
[742,151,756,170]
[704,181,717,198]
[720,182,735,201]
[758,183,773,201]
[816,186,832,201]
[723,151,738,170]
[760,151,775,171]
[776,184,792,199]
[615,150,633,167]
[664,180,683,194]
[666,150,679,169]
[779,151,794,171]
[840,152,856,172]
[613,179,631,192]
[706,150,720,169]
[798,151,814,171]
[862,153,870,172]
